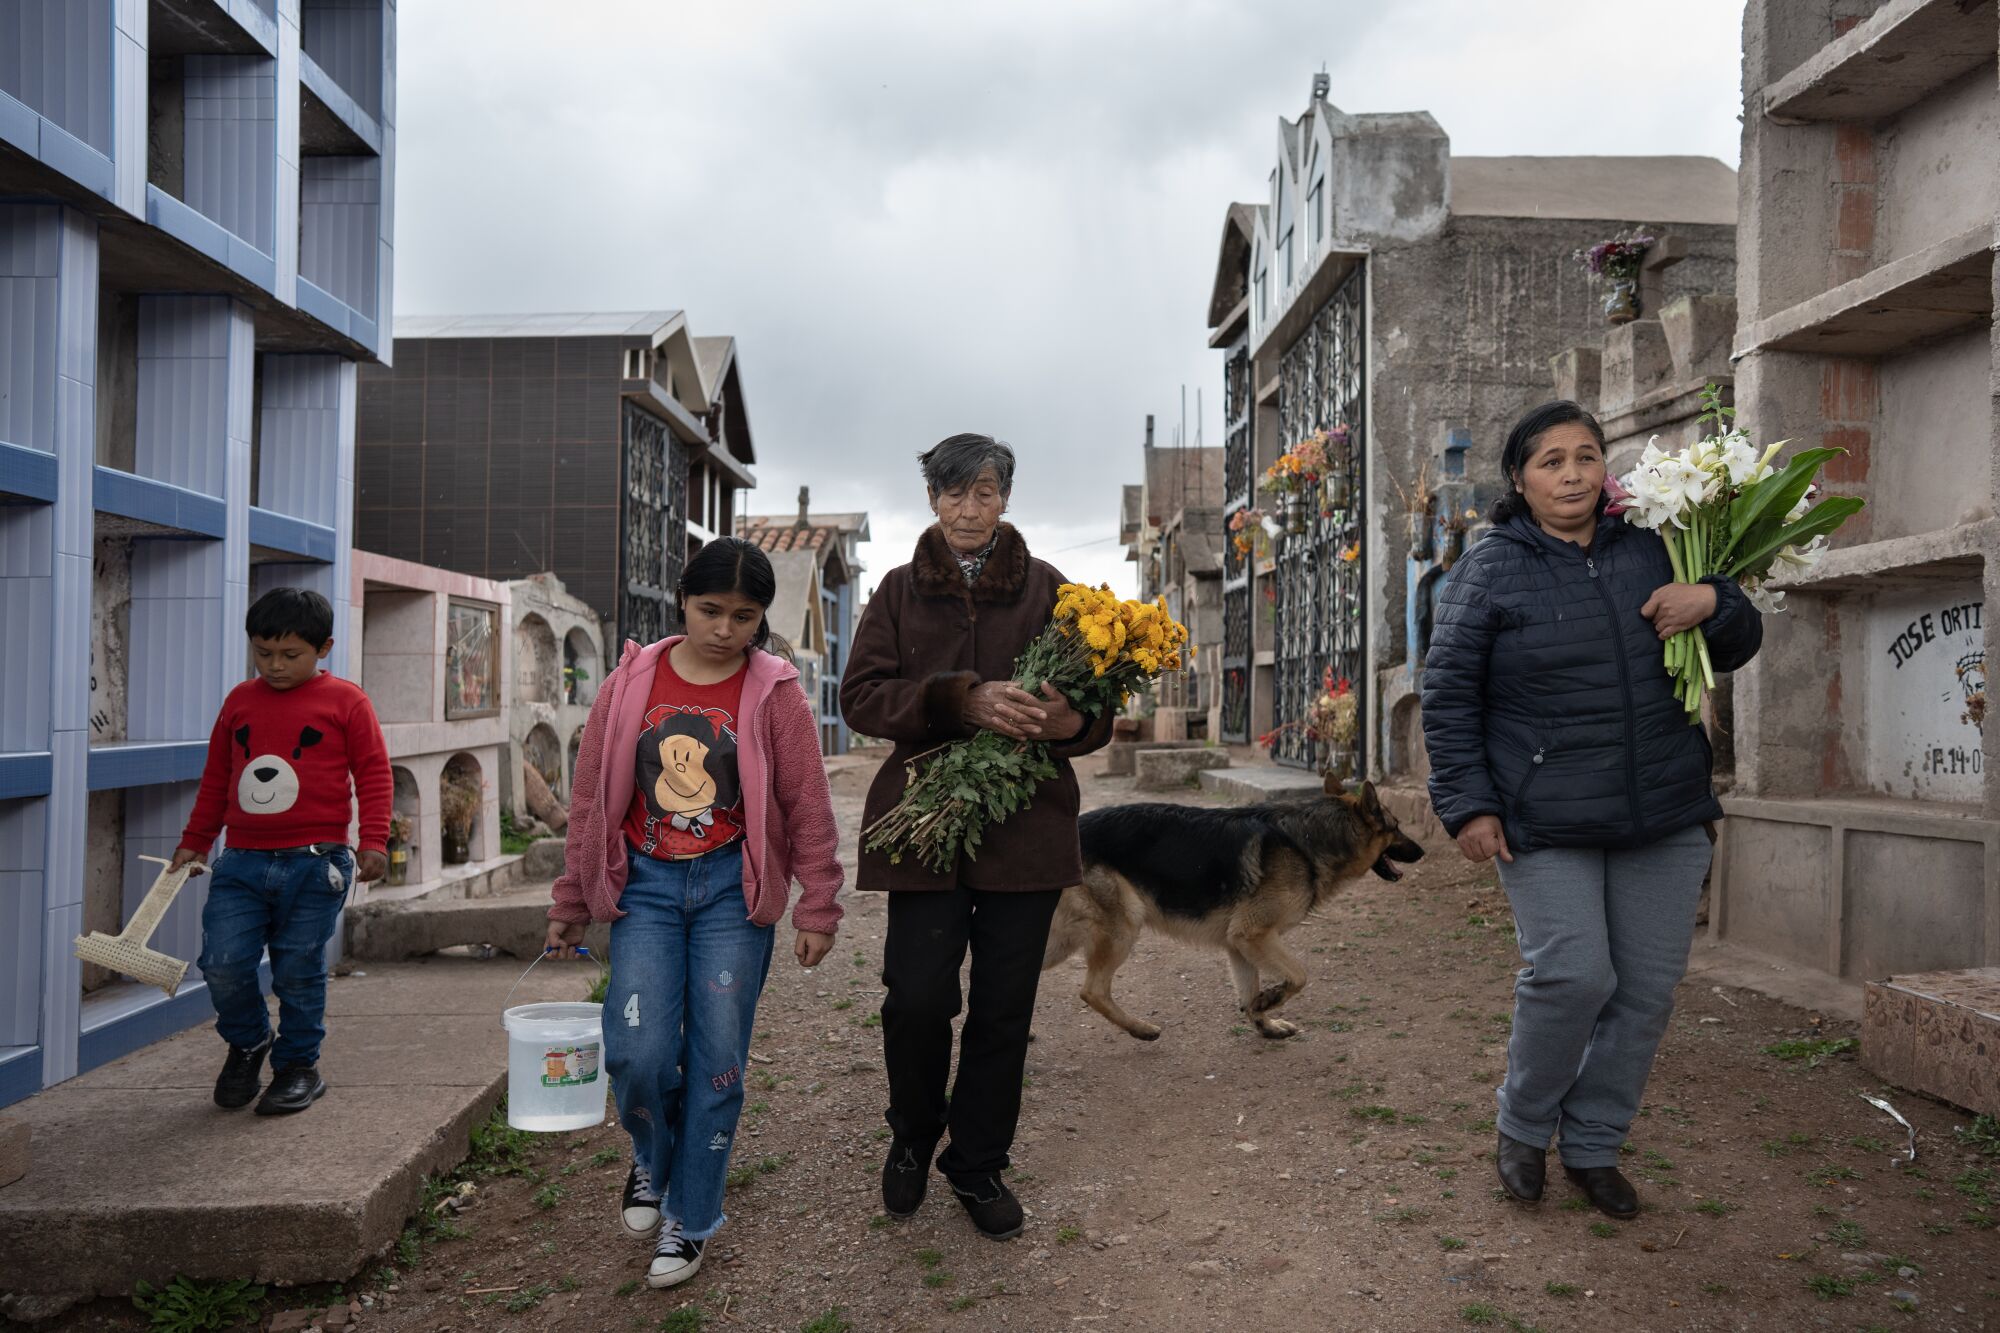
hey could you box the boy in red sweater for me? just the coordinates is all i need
[169,589,392,1115]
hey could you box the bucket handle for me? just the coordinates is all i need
[503,946,594,1017]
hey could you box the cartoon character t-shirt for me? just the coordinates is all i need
[623,656,747,860]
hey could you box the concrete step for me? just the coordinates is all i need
[1198,765,1324,804]
[0,958,603,1318]
[346,884,610,962]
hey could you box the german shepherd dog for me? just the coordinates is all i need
[1043,778,1425,1040]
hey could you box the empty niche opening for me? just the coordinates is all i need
[514,612,558,705]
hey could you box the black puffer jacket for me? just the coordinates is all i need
[1422,510,1762,853]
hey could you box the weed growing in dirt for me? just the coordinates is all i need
[1923,1221,1955,1235]
[860,1011,883,1029]
[1438,1235,1467,1251]
[947,1296,978,1311]
[1056,1226,1082,1245]
[1847,1135,1888,1154]
[531,1183,564,1210]
[1693,1199,1732,1216]
[832,998,854,1011]
[502,1283,553,1312]
[1879,1254,1921,1276]
[726,1154,788,1190]
[1381,1207,1430,1225]
[868,1214,893,1230]
[1803,1273,1856,1300]
[1544,1282,1578,1297]
[922,1271,953,1289]
[659,1308,709,1332]
[914,1249,944,1269]
[1560,1198,1591,1213]
[1436,1167,1459,1181]
[1701,1282,1731,1296]
[1459,1305,1500,1325]
[801,1310,853,1333]
[1351,1105,1400,1123]
[746,1101,769,1116]
[1957,1114,2000,1157]
[1642,1150,1674,1171]
[1762,1036,1857,1067]
[1806,1165,1861,1188]
[614,1280,640,1297]
[130,1276,264,1332]
[1823,1219,1866,1247]
[1588,1222,1616,1238]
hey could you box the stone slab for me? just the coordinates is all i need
[0,1116,26,1189]
[1134,747,1228,791]
[523,838,566,879]
[1861,967,2000,1117]
[346,886,611,962]
[1102,739,1205,778]
[0,960,595,1305]
[1197,764,1324,804]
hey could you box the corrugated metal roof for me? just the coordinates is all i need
[393,311,684,340]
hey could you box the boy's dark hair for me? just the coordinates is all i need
[247,587,334,645]
[1488,400,1609,525]
[678,536,792,660]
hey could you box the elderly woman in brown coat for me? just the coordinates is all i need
[841,433,1114,1241]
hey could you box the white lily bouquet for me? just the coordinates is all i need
[1607,386,1865,716]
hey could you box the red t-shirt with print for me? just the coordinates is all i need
[623,656,747,859]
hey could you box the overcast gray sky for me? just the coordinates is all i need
[395,0,1745,597]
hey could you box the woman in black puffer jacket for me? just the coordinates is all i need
[1422,401,1762,1220]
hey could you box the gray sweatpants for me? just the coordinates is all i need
[1493,824,1713,1168]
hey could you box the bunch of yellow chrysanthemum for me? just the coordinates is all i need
[863,583,1190,873]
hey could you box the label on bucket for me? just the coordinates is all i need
[540,1042,600,1087]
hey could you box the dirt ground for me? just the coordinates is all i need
[42,753,2000,1332]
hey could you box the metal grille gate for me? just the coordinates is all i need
[1271,265,1366,773]
[619,402,689,646]
[1220,341,1253,744]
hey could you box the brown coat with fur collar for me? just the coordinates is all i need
[841,523,1115,892]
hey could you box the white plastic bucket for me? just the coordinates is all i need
[502,1001,608,1132]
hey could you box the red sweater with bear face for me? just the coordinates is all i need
[178,673,394,855]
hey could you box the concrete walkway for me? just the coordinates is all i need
[0,956,602,1318]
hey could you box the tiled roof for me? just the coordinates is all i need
[740,520,837,555]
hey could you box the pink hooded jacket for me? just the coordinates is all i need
[548,637,843,934]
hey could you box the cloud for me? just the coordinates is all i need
[394,0,1742,597]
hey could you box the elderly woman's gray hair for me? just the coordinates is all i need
[919,433,1015,498]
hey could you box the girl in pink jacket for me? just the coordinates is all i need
[545,538,843,1290]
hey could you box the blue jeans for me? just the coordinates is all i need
[605,843,774,1241]
[197,844,354,1068]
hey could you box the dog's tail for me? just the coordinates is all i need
[1041,884,1091,971]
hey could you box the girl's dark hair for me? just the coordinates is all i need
[678,536,792,660]
[1487,400,1608,524]
[641,711,741,815]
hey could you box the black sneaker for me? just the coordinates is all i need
[620,1162,662,1239]
[213,1036,272,1110]
[881,1138,936,1218]
[947,1173,1024,1241]
[647,1223,705,1288]
[254,1063,327,1115]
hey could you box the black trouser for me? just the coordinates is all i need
[880,885,1061,1180]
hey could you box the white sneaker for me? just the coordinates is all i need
[647,1222,705,1289]
[620,1162,661,1239]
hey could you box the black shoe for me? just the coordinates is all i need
[254,1063,327,1115]
[214,1037,272,1110]
[947,1173,1024,1241]
[620,1162,661,1239]
[1495,1130,1547,1203]
[881,1138,936,1218]
[647,1224,705,1288]
[1563,1164,1639,1219]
